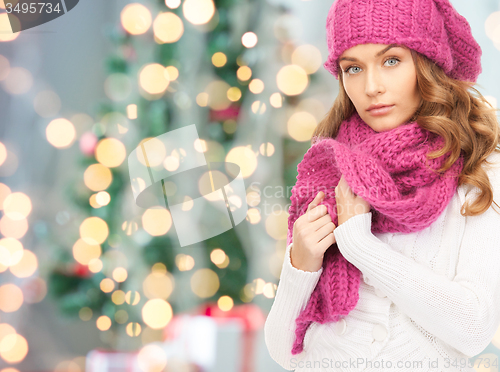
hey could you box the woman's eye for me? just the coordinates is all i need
[345,66,360,74]
[343,58,400,74]
[385,58,400,66]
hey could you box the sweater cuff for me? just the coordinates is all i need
[333,212,374,265]
[333,212,406,298]
[275,242,323,309]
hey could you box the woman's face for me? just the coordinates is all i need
[338,43,421,132]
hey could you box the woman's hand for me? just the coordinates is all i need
[290,191,336,272]
[335,175,371,225]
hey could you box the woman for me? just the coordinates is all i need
[264,0,500,371]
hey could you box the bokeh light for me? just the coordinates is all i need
[225,146,257,179]
[485,12,500,44]
[95,191,111,206]
[136,137,166,167]
[127,104,137,120]
[89,193,101,209]
[251,101,266,114]
[164,66,179,81]
[137,344,167,372]
[84,164,113,191]
[9,250,38,278]
[0,334,28,364]
[291,44,322,74]
[142,299,173,329]
[22,277,47,304]
[265,210,288,240]
[205,80,232,110]
[0,284,23,312]
[0,14,20,42]
[218,295,233,311]
[143,271,174,299]
[246,208,261,224]
[270,92,283,108]
[0,55,9,81]
[80,217,109,245]
[227,87,242,102]
[166,0,181,8]
[0,323,16,344]
[139,63,170,95]
[3,192,32,220]
[190,268,219,298]
[126,322,142,337]
[182,0,215,25]
[46,118,76,149]
[73,239,101,265]
[0,183,11,210]
[88,258,103,273]
[112,290,125,305]
[237,66,252,81]
[95,138,126,168]
[100,278,115,293]
[241,32,258,48]
[122,220,138,236]
[175,254,195,271]
[0,237,23,268]
[210,248,226,265]
[125,291,141,305]
[249,79,264,94]
[2,67,32,95]
[287,111,317,142]
[263,282,277,298]
[112,267,128,283]
[154,12,184,43]
[259,142,275,156]
[276,64,309,96]
[53,360,82,372]
[0,215,28,239]
[79,307,92,321]
[96,315,112,331]
[0,143,6,167]
[212,52,227,67]
[196,92,209,107]
[142,207,172,236]
[121,3,152,35]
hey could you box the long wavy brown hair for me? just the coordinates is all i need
[312,47,500,216]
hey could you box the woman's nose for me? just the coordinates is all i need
[365,69,385,96]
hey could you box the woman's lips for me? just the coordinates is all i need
[367,105,395,116]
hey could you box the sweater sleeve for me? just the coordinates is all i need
[334,198,500,357]
[264,242,323,370]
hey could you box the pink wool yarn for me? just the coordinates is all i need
[287,112,464,355]
[323,0,482,82]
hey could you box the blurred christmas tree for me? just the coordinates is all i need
[46,0,325,350]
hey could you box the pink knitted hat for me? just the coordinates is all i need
[324,0,482,82]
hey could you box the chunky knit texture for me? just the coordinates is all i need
[287,112,464,355]
[323,0,482,82]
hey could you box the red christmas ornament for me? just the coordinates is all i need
[209,105,240,122]
[79,132,98,156]
[73,262,92,278]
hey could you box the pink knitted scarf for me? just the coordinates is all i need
[287,111,464,355]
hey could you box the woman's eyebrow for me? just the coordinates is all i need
[339,44,401,62]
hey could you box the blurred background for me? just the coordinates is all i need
[0,0,500,371]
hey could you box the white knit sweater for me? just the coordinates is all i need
[265,151,500,372]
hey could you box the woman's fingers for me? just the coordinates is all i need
[307,191,324,212]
